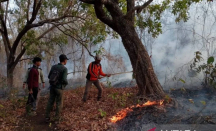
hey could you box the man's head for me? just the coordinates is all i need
[33,57,42,67]
[95,54,102,64]
[59,54,69,65]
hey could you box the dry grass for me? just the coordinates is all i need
[0,86,139,131]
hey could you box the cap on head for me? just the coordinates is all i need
[95,54,102,61]
[32,57,42,64]
[59,54,69,62]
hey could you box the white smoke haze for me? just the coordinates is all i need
[2,1,216,91]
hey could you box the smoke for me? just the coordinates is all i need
[97,1,216,89]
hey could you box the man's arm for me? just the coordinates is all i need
[39,69,45,88]
[61,68,68,85]
[99,66,107,77]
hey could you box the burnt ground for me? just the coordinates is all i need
[109,87,216,131]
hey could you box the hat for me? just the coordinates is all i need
[32,57,42,63]
[59,54,69,61]
[95,54,102,60]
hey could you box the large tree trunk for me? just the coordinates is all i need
[7,65,14,93]
[117,20,165,99]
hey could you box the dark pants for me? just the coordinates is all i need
[45,86,63,119]
[82,80,102,101]
[26,88,38,112]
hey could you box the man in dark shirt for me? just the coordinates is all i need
[45,54,68,122]
[26,57,42,115]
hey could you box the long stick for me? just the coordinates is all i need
[100,71,133,79]
[67,71,86,75]
[110,71,133,75]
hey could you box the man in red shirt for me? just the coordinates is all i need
[82,55,111,102]
[26,57,41,115]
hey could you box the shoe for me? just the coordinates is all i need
[97,97,102,101]
[82,99,87,102]
[45,117,50,123]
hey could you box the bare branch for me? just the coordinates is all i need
[37,26,56,40]
[29,0,42,23]
[79,0,95,4]
[27,0,30,22]
[19,57,32,62]
[0,4,11,51]
[55,25,94,58]
[30,15,75,28]
[14,48,26,65]
[126,0,153,17]
[4,0,8,22]
[0,0,8,2]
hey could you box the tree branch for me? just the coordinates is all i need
[37,25,56,40]
[79,0,95,4]
[55,25,94,58]
[0,0,8,2]
[14,48,26,66]
[94,3,115,29]
[4,0,8,23]
[0,4,11,52]
[126,0,135,22]
[126,0,153,17]
[27,0,30,22]
[29,0,42,23]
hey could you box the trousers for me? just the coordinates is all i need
[82,80,102,101]
[45,86,63,119]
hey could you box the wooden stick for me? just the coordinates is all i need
[110,71,133,75]
[100,71,133,79]
[67,71,86,75]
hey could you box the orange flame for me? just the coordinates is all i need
[110,100,164,123]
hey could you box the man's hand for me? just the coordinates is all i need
[23,83,26,89]
[43,83,45,88]
[29,89,33,94]
[98,76,102,79]
[106,74,111,77]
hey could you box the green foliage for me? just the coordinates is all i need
[164,95,171,103]
[0,104,4,108]
[94,47,105,55]
[172,0,202,22]
[98,109,107,118]
[109,92,132,107]
[106,77,112,88]
[200,101,206,105]
[109,93,118,100]
[190,51,216,87]
[136,0,170,38]
[207,57,214,64]
[179,78,186,83]
[189,99,194,104]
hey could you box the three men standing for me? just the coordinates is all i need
[24,54,109,122]
[82,55,111,102]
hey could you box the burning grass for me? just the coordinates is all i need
[1,86,215,131]
[110,100,164,123]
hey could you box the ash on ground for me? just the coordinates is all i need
[109,87,216,131]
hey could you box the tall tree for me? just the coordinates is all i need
[79,0,206,99]
[0,0,83,89]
